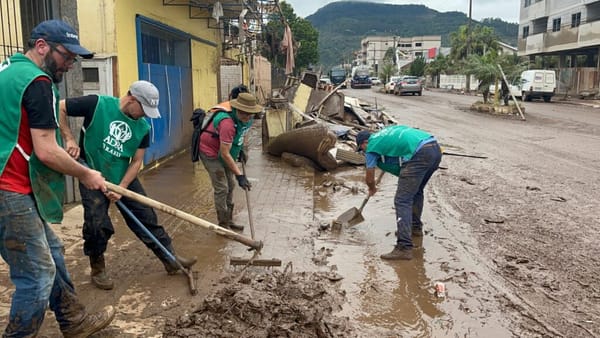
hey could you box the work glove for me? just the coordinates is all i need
[236,174,252,191]
[238,149,248,164]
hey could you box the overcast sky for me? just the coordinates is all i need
[283,0,520,23]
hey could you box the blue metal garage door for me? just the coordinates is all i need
[136,16,193,164]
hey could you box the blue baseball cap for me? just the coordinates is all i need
[355,130,371,152]
[30,20,94,59]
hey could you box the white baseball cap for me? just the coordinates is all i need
[129,81,161,118]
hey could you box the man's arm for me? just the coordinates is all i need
[58,99,80,159]
[365,167,377,196]
[31,128,105,191]
[120,148,144,189]
[105,148,145,202]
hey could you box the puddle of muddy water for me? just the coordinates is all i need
[313,169,515,337]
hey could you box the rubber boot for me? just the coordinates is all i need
[226,204,244,231]
[161,245,198,275]
[61,305,116,338]
[89,255,114,290]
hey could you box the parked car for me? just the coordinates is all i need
[385,76,402,93]
[519,69,556,102]
[370,77,382,85]
[394,76,422,96]
[319,77,332,85]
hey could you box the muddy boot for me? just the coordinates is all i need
[61,305,115,338]
[380,246,413,260]
[161,246,198,275]
[226,205,244,232]
[217,209,231,230]
[89,255,114,290]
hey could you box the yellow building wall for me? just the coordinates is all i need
[191,40,219,110]
[77,0,117,57]
[77,0,219,107]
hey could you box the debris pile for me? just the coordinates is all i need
[163,267,354,337]
[263,71,396,171]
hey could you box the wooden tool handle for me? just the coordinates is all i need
[106,182,263,250]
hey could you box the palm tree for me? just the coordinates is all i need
[425,54,449,88]
[466,52,528,104]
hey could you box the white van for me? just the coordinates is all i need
[519,70,556,102]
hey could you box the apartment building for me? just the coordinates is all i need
[518,0,600,93]
[360,35,441,75]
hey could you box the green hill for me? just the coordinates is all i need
[306,1,518,69]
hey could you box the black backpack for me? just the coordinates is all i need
[189,108,225,162]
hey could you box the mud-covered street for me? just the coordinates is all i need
[1,89,599,337]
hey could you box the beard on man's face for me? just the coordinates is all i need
[41,53,65,83]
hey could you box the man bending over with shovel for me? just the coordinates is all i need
[59,80,197,290]
[356,125,442,260]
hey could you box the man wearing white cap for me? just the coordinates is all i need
[58,80,196,290]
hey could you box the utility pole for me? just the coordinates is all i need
[465,0,472,93]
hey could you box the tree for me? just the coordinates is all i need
[409,57,426,77]
[465,52,528,104]
[449,24,499,61]
[262,1,319,74]
[465,53,497,103]
[425,54,449,88]
[379,62,395,83]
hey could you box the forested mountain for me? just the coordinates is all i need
[306,2,518,69]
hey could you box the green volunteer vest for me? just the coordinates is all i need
[212,109,253,164]
[83,96,150,184]
[0,53,65,223]
[366,125,432,176]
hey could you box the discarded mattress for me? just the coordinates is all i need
[267,124,338,171]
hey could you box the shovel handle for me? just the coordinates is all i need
[359,171,385,213]
[106,182,263,251]
[241,161,255,240]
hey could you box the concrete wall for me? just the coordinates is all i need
[253,55,271,104]
[220,64,243,102]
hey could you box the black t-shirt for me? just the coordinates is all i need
[23,77,58,129]
[65,95,150,159]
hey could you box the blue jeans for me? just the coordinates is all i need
[394,142,442,249]
[0,191,85,337]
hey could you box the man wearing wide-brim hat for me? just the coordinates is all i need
[199,92,263,232]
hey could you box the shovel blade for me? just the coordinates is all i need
[335,207,364,224]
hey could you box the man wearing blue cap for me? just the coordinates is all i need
[0,19,114,337]
[59,81,197,290]
[356,125,442,260]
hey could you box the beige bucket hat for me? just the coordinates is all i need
[230,93,263,113]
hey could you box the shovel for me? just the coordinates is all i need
[105,182,263,251]
[335,171,385,225]
[116,200,197,295]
